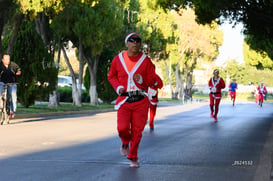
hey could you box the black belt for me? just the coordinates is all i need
[210,92,220,94]
[120,90,145,97]
[126,95,145,103]
[120,90,145,103]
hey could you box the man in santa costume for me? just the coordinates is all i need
[208,69,225,122]
[108,32,157,167]
[148,73,163,131]
[257,82,267,107]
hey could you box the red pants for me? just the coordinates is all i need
[209,94,221,118]
[259,93,264,106]
[117,97,149,160]
[255,94,259,103]
[149,103,157,129]
[230,92,236,105]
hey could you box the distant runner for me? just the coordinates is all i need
[229,79,238,106]
[257,82,267,107]
[208,69,225,122]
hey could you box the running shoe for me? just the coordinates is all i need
[10,112,15,118]
[129,159,139,168]
[120,144,129,156]
[214,117,218,123]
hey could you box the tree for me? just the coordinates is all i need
[52,0,123,105]
[0,1,21,58]
[136,0,176,99]
[243,42,273,70]
[84,48,117,104]
[4,20,57,107]
[160,8,222,101]
[1,0,63,107]
[157,0,273,61]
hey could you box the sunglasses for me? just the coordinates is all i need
[128,37,141,43]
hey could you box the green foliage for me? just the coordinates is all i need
[5,20,57,107]
[218,61,273,86]
[243,42,273,70]
[17,0,63,15]
[157,0,273,60]
[58,86,73,102]
[51,0,123,56]
[58,86,90,102]
[83,66,90,92]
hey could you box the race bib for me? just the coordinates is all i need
[211,87,216,93]
[148,87,157,96]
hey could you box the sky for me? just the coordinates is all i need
[215,22,245,66]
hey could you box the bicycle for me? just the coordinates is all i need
[0,83,14,125]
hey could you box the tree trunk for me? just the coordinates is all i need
[77,38,84,96]
[35,13,59,107]
[163,60,174,99]
[174,65,179,100]
[0,11,4,58]
[86,55,99,105]
[35,13,48,46]
[61,45,82,106]
[48,90,59,107]
[48,41,61,107]
[72,83,81,106]
[7,13,23,55]
[176,64,185,104]
[185,70,193,100]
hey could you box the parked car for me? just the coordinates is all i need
[58,75,86,90]
[58,75,72,87]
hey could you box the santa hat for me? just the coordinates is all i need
[124,32,141,44]
[213,69,219,74]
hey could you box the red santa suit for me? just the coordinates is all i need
[108,50,156,161]
[208,75,225,121]
[254,87,259,103]
[257,83,267,107]
[148,74,163,130]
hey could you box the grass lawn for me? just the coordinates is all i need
[16,92,272,115]
[17,102,114,115]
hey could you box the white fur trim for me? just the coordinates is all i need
[117,85,124,95]
[125,32,141,44]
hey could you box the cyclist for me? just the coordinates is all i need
[0,54,21,118]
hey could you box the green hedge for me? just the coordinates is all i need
[58,87,90,103]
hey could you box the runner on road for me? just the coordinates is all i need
[208,69,225,122]
[229,79,238,106]
[108,32,157,168]
[257,82,267,107]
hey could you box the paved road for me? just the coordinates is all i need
[0,101,272,181]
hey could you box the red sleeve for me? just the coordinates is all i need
[208,78,212,88]
[151,74,163,89]
[220,78,225,89]
[107,55,122,94]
